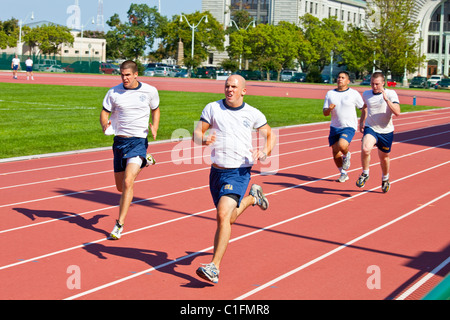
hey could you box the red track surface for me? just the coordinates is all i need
[1,73,449,303]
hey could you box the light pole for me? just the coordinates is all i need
[79,17,95,61]
[402,51,408,87]
[228,19,255,69]
[179,14,208,64]
[18,12,34,56]
[330,50,334,84]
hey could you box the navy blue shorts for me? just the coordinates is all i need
[363,127,394,153]
[112,136,148,172]
[209,166,252,208]
[328,126,356,146]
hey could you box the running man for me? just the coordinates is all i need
[323,71,364,182]
[11,55,20,79]
[100,60,160,239]
[193,74,276,284]
[356,71,401,193]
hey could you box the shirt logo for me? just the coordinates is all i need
[140,94,147,102]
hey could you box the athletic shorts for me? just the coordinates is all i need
[26,66,33,72]
[328,126,356,146]
[209,166,252,208]
[112,136,148,172]
[13,65,19,70]
[363,126,394,153]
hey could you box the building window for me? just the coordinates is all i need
[428,35,440,54]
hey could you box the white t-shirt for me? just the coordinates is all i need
[12,58,20,66]
[25,59,33,67]
[323,88,364,130]
[102,82,159,138]
[200,99,267,168]
[362,89,399,134]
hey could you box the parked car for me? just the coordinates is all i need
[434,78,450,89]
[100,62,119,74]
[290,72,307,82]
[42,65,66,72]
[174,69,189,78]
[192,67,215,79]
[387,80,397,87]
[409,76,428,88]
[144,67,155,77]
[321,74,330,83]
[154,66,170,77]
[427,75,445,87]
[361,74,371,85]
[280,70,296,81]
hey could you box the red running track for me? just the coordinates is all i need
[0,106,449,301]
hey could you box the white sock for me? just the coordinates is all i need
[382,174,389,181]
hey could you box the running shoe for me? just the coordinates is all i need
[249,184,269,210]
[338,172,349,183]
[196,262,219,283]
[110,220,123,240]
[342,152,351,170]
[145,153,156,167]
[356,173,369,188]
[381,179,390,193]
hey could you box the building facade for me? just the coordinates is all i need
[202,0,450,77]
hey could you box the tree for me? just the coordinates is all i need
[0,18,19,49]
[245,22,301,80]
[341,25,372,77]
[299,14,345,72]
[162,11,225,69]
[24,24,73,56]
[105,4,167,60]
[365,0,425,77]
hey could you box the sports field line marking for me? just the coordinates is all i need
[0,134,328,189]
[0,130,448,235]
[0,128,447,232]
[234,190,450,300]
[2,140,448,271]
[1,113,448,195]
[63,161,450,300]
[0,126,325,176]
[396,255,450,300]
[0,138,444,270]
[0,109,447,173]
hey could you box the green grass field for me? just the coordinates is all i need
[0,82,441,159]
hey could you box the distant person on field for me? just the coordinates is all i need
[25,57,34,80]
[100,60,160,240]
[11,55,20,79]
[323,71,364,182]
[356,71,401,193]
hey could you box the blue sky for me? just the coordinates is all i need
[0,0,202,30]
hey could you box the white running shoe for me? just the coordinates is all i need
[145,153,156,167]
[196,262,219,283]
[249,184,269,210]
[338,173,349,183]
[342,152,351,170]
[110,220,123,240]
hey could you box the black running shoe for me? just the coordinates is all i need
[356,173,369,188]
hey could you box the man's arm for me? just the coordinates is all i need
[254,124,276,161]
[193,120,215,146]
[149,107,160,140]
[99,109,111,133]
[359,104,367,133]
